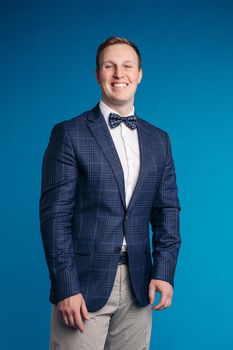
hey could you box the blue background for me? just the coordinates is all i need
[1,0,233,349]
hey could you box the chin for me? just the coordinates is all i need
[109,96,132,105]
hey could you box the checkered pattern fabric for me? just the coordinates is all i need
[39,103,181,311]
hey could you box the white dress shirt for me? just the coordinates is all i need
[99,100,141,249]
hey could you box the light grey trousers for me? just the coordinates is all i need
[50,264,152,350]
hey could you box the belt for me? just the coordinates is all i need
[118,251,128,265]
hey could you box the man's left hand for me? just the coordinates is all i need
[149,279,173,311]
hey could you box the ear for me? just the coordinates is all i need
[96,69,100,84]
[138,69,143,84]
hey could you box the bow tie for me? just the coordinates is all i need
[108,113,137,130]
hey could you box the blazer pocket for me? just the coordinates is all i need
[73,239,94,256]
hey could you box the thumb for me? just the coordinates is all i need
[149,284,156,304]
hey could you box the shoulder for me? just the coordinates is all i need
[48,107,94,144]
[50,102,102,134]
[137,114,169,141]
[45,109,92,149]
[52,109,90,131]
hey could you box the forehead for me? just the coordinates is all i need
[99,43,138,63]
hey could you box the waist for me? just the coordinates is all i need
[118,248,128,265]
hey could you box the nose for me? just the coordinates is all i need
[113,66,124,79]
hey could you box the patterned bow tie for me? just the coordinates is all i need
[108,113,137,130]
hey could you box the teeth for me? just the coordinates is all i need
[113,83,127,88]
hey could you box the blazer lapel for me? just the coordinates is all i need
[87,103,152,212]
[127,116,152,213]
[87,104,126,209]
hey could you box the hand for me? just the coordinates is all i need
[57,293,90,332]
[148,279,173,311]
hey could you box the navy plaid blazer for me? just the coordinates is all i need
[39,103,181,311]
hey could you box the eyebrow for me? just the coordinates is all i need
[102,60,136,65]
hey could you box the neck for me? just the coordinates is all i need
[102,99,134,116]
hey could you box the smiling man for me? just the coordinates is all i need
[40,36,181,350]
[96,42,142,115]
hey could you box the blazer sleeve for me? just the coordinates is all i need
[149,131,181,287]
[39,122,80,303]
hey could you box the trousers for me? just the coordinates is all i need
[50,263,152,350]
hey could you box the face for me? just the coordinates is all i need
[96,43,143,111]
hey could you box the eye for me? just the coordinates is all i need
[104,64,113,69]
[124,65,133,69]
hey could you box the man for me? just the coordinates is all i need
[39,36,181,350]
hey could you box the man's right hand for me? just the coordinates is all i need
[57,293,90,332]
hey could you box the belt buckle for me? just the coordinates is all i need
[119,246,128,265]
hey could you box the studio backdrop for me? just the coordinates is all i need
[1,0,233,349]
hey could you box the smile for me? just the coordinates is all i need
[111,83,128,88]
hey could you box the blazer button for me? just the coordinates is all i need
[114,247,121,253]
[125,214,129,221]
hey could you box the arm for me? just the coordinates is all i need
[149,132,181,309]
[39,122,80,303]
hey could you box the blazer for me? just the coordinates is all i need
[39,103,181,312]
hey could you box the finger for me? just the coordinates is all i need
[148,285,156,304]
[160,298,171,310]
[81,300,90,320]
[152,293,169,311]
[62,314,69,326]
[73,310,84,332]
[59,309,70,326]
[154,296,171,310]
[65,311,76,328]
